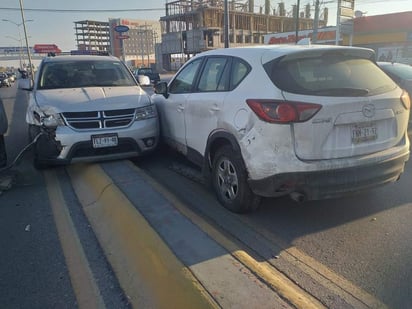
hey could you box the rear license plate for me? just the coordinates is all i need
[92,134,118,148]
[351,122,377,144]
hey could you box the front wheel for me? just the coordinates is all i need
[212,145,261,213]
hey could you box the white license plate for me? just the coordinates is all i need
[351,122,377,144]
[92,134,118,148]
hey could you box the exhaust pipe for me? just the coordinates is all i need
[289,192,306,203]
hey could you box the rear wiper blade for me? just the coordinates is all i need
[311,88,370,96]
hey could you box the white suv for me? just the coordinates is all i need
[22,53,159,168]
[153,45,410,213]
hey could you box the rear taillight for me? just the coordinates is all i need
[246,99,322,124]
[401,90,410,110]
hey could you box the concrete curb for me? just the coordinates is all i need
[67,163,217,309]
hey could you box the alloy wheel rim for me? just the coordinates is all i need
[217,158,239,201]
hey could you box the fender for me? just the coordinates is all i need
[203,129,242,176]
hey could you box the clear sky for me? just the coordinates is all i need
[0,0,411,52]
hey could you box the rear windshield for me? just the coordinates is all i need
[38,60,137,90]
[265,54,398,97]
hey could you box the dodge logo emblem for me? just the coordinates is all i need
[362,104,375,118]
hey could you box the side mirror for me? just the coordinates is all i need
[18,79,33,91]
[154,81,169,98]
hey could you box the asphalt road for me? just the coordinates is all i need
[142,84,412,309]
[1,81,411,308]
[0,83,129,308]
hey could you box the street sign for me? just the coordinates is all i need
[116,35,130,40]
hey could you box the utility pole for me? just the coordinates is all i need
[335,0,341,45]
[312,0,320,43]
[295,0,300,43]
[224,0,229,48]
[19,0,34,85]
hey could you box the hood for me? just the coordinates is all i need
[34,86,151,114]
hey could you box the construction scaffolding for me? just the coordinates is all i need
[74,20,111,52]
[159,0,328,70]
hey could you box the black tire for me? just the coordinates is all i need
[212,145,261,213]
[0,134,7,168]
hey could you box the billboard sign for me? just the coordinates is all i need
[265,27,337,45]
[33,44,61,54]
[114,25,129,33]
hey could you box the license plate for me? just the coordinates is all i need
[351,122,377,144]
[92,134,118,148]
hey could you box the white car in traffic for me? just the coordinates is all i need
[152,44,410,213]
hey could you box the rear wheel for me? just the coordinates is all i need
[0,135,7,168]
[212,145,261,213]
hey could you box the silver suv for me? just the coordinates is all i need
[153,45,410,213]
[0,100,7,167]
[22,53,159,168]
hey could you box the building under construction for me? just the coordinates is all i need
[74,20,111,52]
[159,0,328,70]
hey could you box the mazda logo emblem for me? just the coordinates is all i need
[362,104,375,118]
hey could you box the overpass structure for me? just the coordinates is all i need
[0,54,44,61]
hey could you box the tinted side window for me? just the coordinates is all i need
[197,57,229,92]
[230,58,250,89]
[169,58,202,93]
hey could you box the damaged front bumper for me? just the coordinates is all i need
[31,117,159,165]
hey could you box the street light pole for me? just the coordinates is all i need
[5,35,23,68]
[2,18,33,69]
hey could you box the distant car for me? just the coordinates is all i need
[0,100,7,167]
[18,68,29,79]
[134,67,160,84]
[377,62,412,100]
[0,73,11,87]
[153,45,410,213]
[378,62,412,129]
[6,72,16,83]
[21,53,159,168]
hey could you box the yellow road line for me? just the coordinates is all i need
[250,227,389,309]
[44,169,106,309]
[67,163,218,309]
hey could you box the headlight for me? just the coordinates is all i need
[41,114,65,128]
[135,105,157,121]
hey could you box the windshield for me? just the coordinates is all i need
[38,60,137,89]
[266,55,398,97]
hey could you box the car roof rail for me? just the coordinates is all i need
[46,51,111,57]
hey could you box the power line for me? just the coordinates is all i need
[0,7,164,13]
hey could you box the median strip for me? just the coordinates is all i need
[67,163,217,309]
